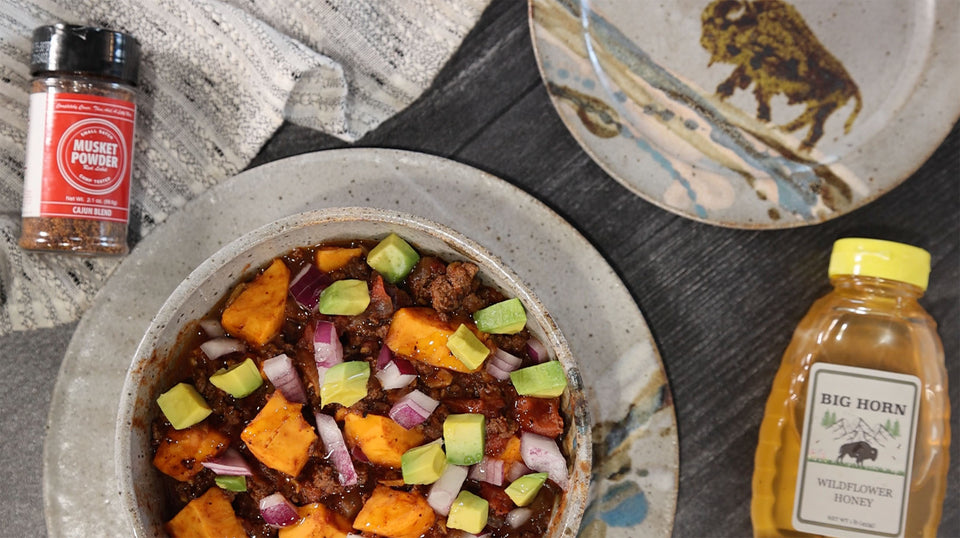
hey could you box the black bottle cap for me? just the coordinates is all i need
[30,24,140,86]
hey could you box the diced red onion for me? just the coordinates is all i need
[314,413,358,486]
[427,464,468,516]
[394,357,416,375]
[388,390,439,429]
[491,349,522,370]
[201,447,253,476]
[520,432,568,490]
[199,319,225,337]
[402,389,440,413]
[375,359,417,390]
[314,320,344,384]
[506,507,533,528]
[289,264,331,310]
[262,353,307,404]
[350,444,369,463]
[485,361,511,381]
[200,337,245,360]
[486,349,521,381]
[313,321,344,369]
[259,493,299,527]
[468,456,504,486]
[506,461,532,483]
[526,337,549,363]
[376,344,393,370]
[451,532,491,538]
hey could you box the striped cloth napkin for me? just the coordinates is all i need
[0,0,489,334]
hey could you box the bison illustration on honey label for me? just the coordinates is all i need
[700,0,862,149]
[837,441,878,467]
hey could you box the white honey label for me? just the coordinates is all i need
[793,363,920,538]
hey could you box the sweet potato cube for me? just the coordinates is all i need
[352,486,435,538]
[221,258,290,347]
[153,423,229,481]
[342,413,424,468]
[385,307,488,373]
[315,246,364,272]
[278,502,353,538]
[497,435,523,465]
[241,391,317,477]
[165,487,247,538]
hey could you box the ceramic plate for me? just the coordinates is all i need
[43,149,678,537]
[529,0,960,228]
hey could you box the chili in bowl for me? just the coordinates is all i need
[116,207,591,537]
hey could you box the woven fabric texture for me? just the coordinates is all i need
[0,0,489,333]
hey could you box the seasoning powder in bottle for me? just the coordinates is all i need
[19,24,140,255]
[751,238,950,538]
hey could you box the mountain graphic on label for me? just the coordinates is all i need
[805,413,906,476]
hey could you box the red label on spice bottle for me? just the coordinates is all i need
[22,92,136,223]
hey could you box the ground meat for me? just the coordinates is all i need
[427,261,479,314]
[445,393,506,419]
[281,296,310,344]
[167,469,215,508]
[329,306,393,352]
[484,415,519,457]
[244,467,278,505]
[332,255,372,281]
[350,378,391,416]
[460,292,488,315]
[297,461,342,503]
[407,256,447,305]
[418,404,449,440]
[420,367,453,389]
[329,488,366,521]
[491,330,530,356]
[236,493,275,538]
[474,286,508,310]
[479,482,515,517]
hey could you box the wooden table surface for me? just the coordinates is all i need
[2,1,956,536]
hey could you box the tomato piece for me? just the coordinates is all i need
[512,396,563,438]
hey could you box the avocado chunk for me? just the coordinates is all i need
[443,413,485,465]
[447,490,489,534]
[214,475,247,492]
[504,472,549,506]
[473,298,527,334]
[157,383,212,430]
[209,358,263,398]
[367,233,420,284]
[401,440,447,485]
[318,279,370,315]
[446,324,489,371]
[510,360,568,398]
[320,361,371,408]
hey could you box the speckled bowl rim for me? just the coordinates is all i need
[115,207,592,537]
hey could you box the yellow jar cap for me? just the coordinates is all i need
[828,238,930,291]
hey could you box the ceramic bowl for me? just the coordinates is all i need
[115,206,591,537]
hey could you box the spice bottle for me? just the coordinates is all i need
[752,238,950,538]
[19,24,140,255]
